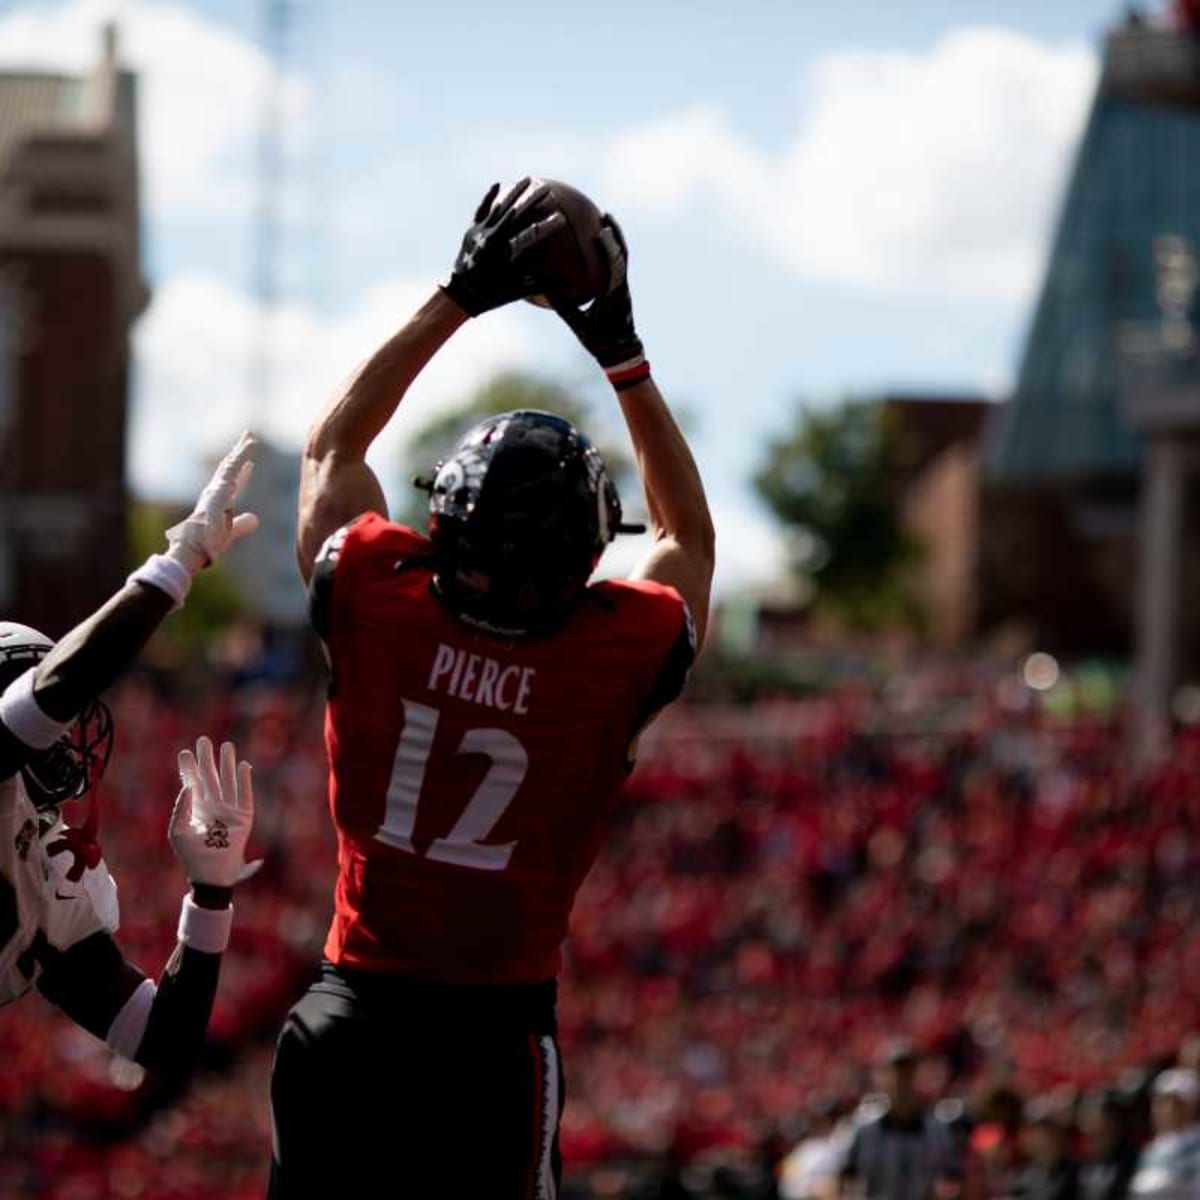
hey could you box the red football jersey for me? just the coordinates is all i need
[312,513,693,984]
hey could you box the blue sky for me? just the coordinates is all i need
[0,0,1130,589]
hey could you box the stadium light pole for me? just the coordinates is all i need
[1118,235,1200,768]
[250,0,292,434]
[1106,18,1200,768]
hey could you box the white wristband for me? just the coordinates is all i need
[0,667,69,750]
[127,553,193,610]
[177,894,233,954]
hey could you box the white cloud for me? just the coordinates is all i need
[132,273,535,500]
[598,27,1096,302]
[0,0,305,216]
[133,274,782,597]
[367,27,1095,306]
[0,3,1091,599]
[0,4,1091,306]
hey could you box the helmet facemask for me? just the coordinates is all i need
[0,625,114,811]
[22,697,114,810]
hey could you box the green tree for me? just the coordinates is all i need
[128,500,247,652]
[754,398,924,631]
[398,369,632,527]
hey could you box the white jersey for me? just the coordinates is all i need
[0,774,119,1006]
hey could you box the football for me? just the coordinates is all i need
[519,178,615,307]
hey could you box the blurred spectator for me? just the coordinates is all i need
[11,660,1200,1196]
[838,1041,961,1200]
[1129,1070,1200,1200]
[1079,1090,1139,1200]
[1014,1098,1079,1200]
[966,1085,1027,1200]
[1177,1037,1200,1077]
[780,1096,852,1200]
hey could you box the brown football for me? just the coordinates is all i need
[519,178,615,307]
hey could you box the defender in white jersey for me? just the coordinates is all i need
[0,764,120,1005]
[0,434,262,1080]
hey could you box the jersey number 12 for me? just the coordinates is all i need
[374,699,527,872]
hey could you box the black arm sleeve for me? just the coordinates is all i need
[0,582,173,783]
[35,930,143,1037]
[308,524,347,645]
[35,917,226,1082]
[632,618,696,735]
[33,582,174,721]
[309,548,337,645]
[135,938,224,1079]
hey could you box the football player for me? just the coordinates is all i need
[0,433,260,1081]
[270,180,714,1197]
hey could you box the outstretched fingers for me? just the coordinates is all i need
[236,760,254,814]
[196,736,221,814]
[507,178,550,223]
[473,182,501,223]
[488,176,534,225]
[215,431,256,488]
[509,210,566,260]
[229,511,260,545]
[219,742,238,813]
[168,785,192,840]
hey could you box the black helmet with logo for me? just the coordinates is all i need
[425,410,637,636]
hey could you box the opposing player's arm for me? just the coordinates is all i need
[0,435,258,783]
[297,291,466,584]
[297,177,565,584]
[618,377,715,648]
[35,895,232,1081]
[36,737,258,1081]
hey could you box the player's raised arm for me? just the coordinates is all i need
[297,177,567,583]
[550,218,716,647]
[34,737,260,1083]
[296,291,463,584]
[0,434,258,784]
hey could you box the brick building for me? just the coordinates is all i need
[0,27,147,634]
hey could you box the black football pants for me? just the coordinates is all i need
[267,963,564,1199]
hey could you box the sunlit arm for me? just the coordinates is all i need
[297,290,469,583]
[617,375,716,647]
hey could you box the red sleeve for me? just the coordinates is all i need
[598,579,696,725]
[309,514,430,646]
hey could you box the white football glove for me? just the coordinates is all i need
[165,431,260,574]
[168,737,262,888]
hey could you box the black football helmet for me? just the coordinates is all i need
[424,410,639,636]
[0,622,113,809]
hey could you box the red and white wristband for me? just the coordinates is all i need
[605,356,651,392]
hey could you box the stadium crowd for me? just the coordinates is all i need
[3,655,1200,1198]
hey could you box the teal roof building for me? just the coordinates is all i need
[990,14,1200,481]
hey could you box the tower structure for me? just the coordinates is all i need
[986,6,1200,759]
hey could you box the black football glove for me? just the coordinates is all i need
[549,215,649,389]
[441,177,565,316]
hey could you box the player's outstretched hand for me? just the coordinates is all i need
[441,177,566,316]
[165,432,260,575]
[169,736,261,888]
[549,214,647,386]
